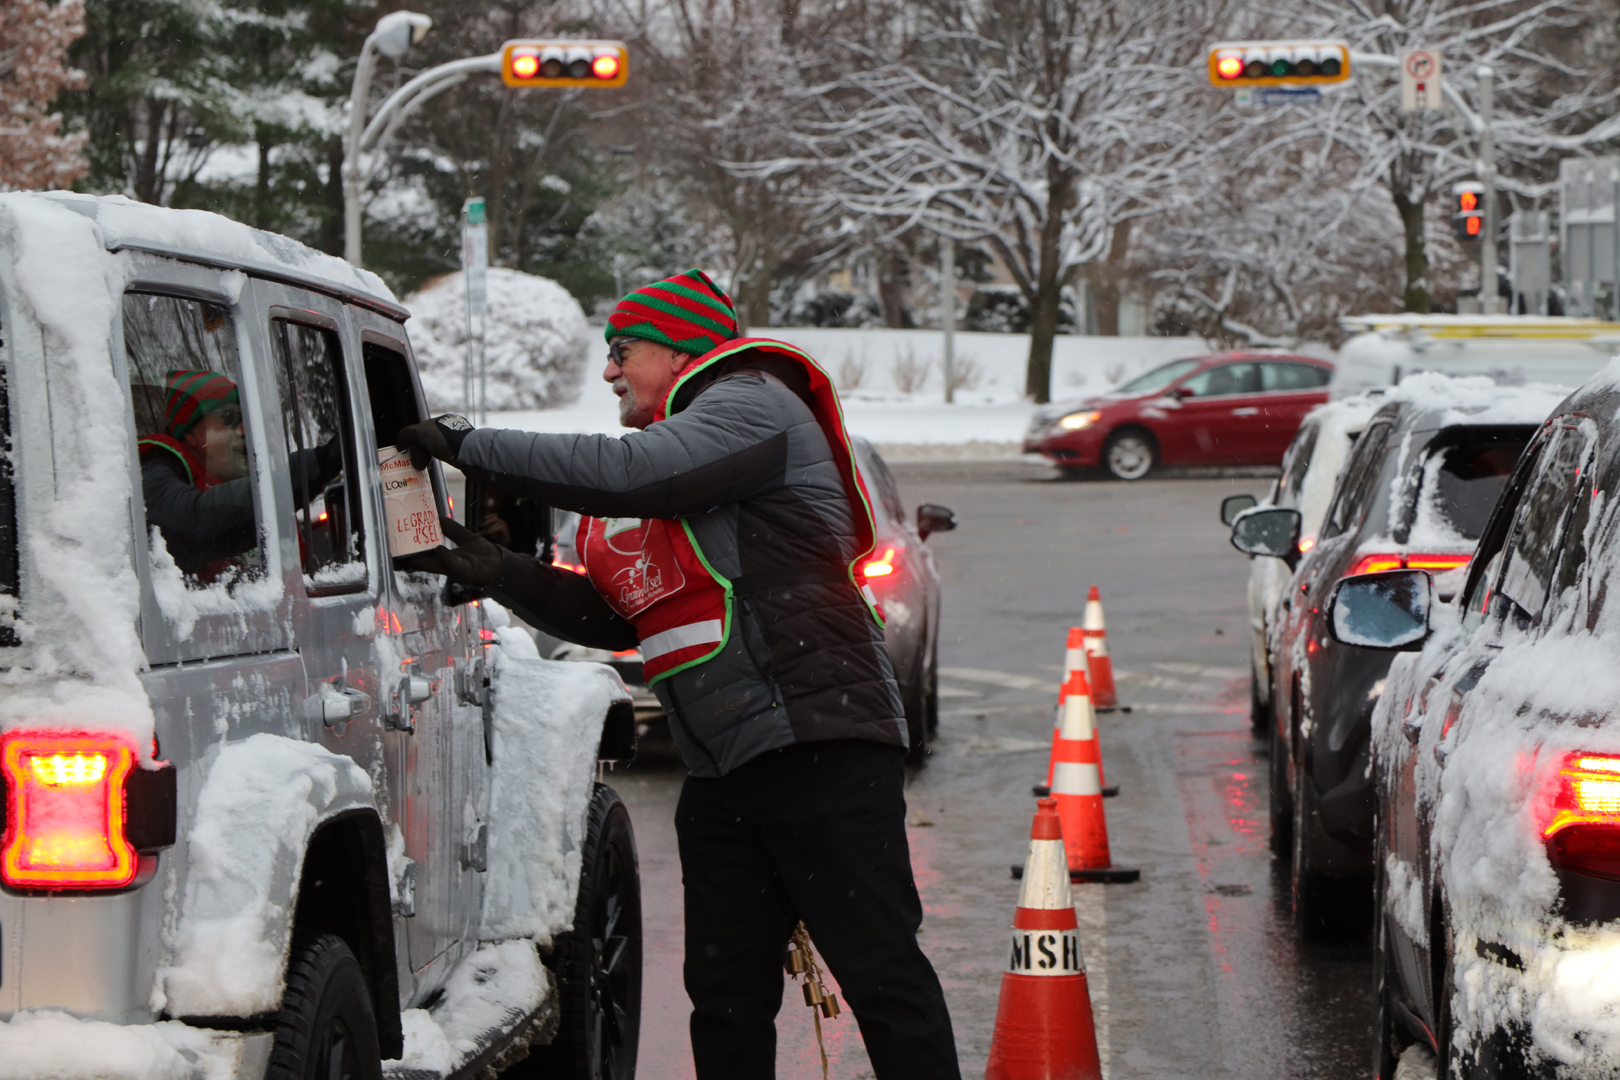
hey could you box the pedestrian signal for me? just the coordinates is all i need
[1453,182,1485,242]
[502,40,628,88]
[1207,41,1351,87]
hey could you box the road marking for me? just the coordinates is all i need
[1123,702,1245,715]
[1150,661,1246,679]
[1074,883,1110,1077]
[940,667,1053,691]
[938,686,982,699]
[941,734,1050,756]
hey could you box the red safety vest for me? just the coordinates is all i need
[579,339,884,683]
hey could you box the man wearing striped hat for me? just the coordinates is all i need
[400,270,960,1078]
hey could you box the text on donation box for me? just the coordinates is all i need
[379,447,443,557]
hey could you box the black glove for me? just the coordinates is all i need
[401,518,503,587]
[396,414,474,470]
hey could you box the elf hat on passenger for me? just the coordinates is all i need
[163,369,240,438]
[604,269,739,359]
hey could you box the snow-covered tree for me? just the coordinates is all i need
[0,0,88,191]
[1244,0,1620,312]
[404,267,591,412]
[753,0,1227,402]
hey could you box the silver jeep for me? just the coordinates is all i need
[0,193,641,1080]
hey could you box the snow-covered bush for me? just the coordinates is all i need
[405,268,590,412]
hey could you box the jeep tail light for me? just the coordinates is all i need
[862,547,898,578]
[2,731,138,889]
[1544,752,1620,881]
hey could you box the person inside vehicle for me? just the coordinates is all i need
[139,368,340,579]
[398,270,961,1080]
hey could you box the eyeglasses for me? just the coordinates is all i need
[607,337,636,366]
[217,406,243,428]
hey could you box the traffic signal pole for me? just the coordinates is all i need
[1350,52,1499,313]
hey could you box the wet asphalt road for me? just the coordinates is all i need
[610,461,1376,1079]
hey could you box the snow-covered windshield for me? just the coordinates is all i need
[1399,435,1528,548]
[1114,358,1201,395]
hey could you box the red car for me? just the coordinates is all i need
[1024,352,1335,480]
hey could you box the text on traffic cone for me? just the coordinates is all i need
[985,797,1103,1080]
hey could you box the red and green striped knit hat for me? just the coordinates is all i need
[605,269,738,358]
[163,369,239,437]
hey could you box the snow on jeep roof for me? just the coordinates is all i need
[11,191,402,316]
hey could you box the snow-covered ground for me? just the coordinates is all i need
[476,327,1222,457]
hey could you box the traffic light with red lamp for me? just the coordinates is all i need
[1207,41,1351,87]
[502,40,628,88]
[1453,182,1485,242]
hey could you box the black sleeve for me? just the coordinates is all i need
[487,549,639,652]
[141,455,255,540]
[454,370,798,519]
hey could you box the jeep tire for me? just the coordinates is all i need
[265,933,383,1080]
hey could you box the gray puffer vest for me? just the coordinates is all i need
[456,342,906,776]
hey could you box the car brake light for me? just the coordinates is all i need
[862,547,898,578]
[1406,553,1471,572]
[1347,552,1471,577]
[552,556,588,575]
[2,732,138,889]
[1298,535,1315,554]
[1544,753,1620,881]
[1349,554,1404,576]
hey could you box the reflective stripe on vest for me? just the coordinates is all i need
[640,619,724,664]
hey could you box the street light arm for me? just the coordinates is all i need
[359,54,502,158]
[371,72,472,168]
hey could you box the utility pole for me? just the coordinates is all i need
[1478,65,1499,314]
[343,12,434,268]
[941,236,956,404]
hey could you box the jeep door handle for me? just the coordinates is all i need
[318,687,371,726]
[1402,717,1422,745]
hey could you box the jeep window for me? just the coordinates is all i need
[123,292,266,589]
[271,319,366,594]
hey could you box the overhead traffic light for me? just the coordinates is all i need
[1207,41,1351,87]
[1453,182,1485,242]
[501,40,628,88]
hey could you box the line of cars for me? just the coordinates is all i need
[1226,360,1620,1076]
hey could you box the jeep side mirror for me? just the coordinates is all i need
[1329,569,1433,650]
[1220,493,1258,525]
[1229,506,1301,560]
[917,503,957,541]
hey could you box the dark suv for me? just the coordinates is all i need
[1231,375,1563,938]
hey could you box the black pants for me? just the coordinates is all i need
[675,739,961,1079]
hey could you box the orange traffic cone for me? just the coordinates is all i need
[986,798,1104,1080]
[1038,667,1117,798]
[1049,668,1138,884]
[1082,586,1124,712]
[1033,629,1086,798]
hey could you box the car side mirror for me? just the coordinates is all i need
[1172,385,1196,400]
[1220,493,1258,525]
[1229,507,1301,560]
[917,503,957,541]
[1329,569,1433,651]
